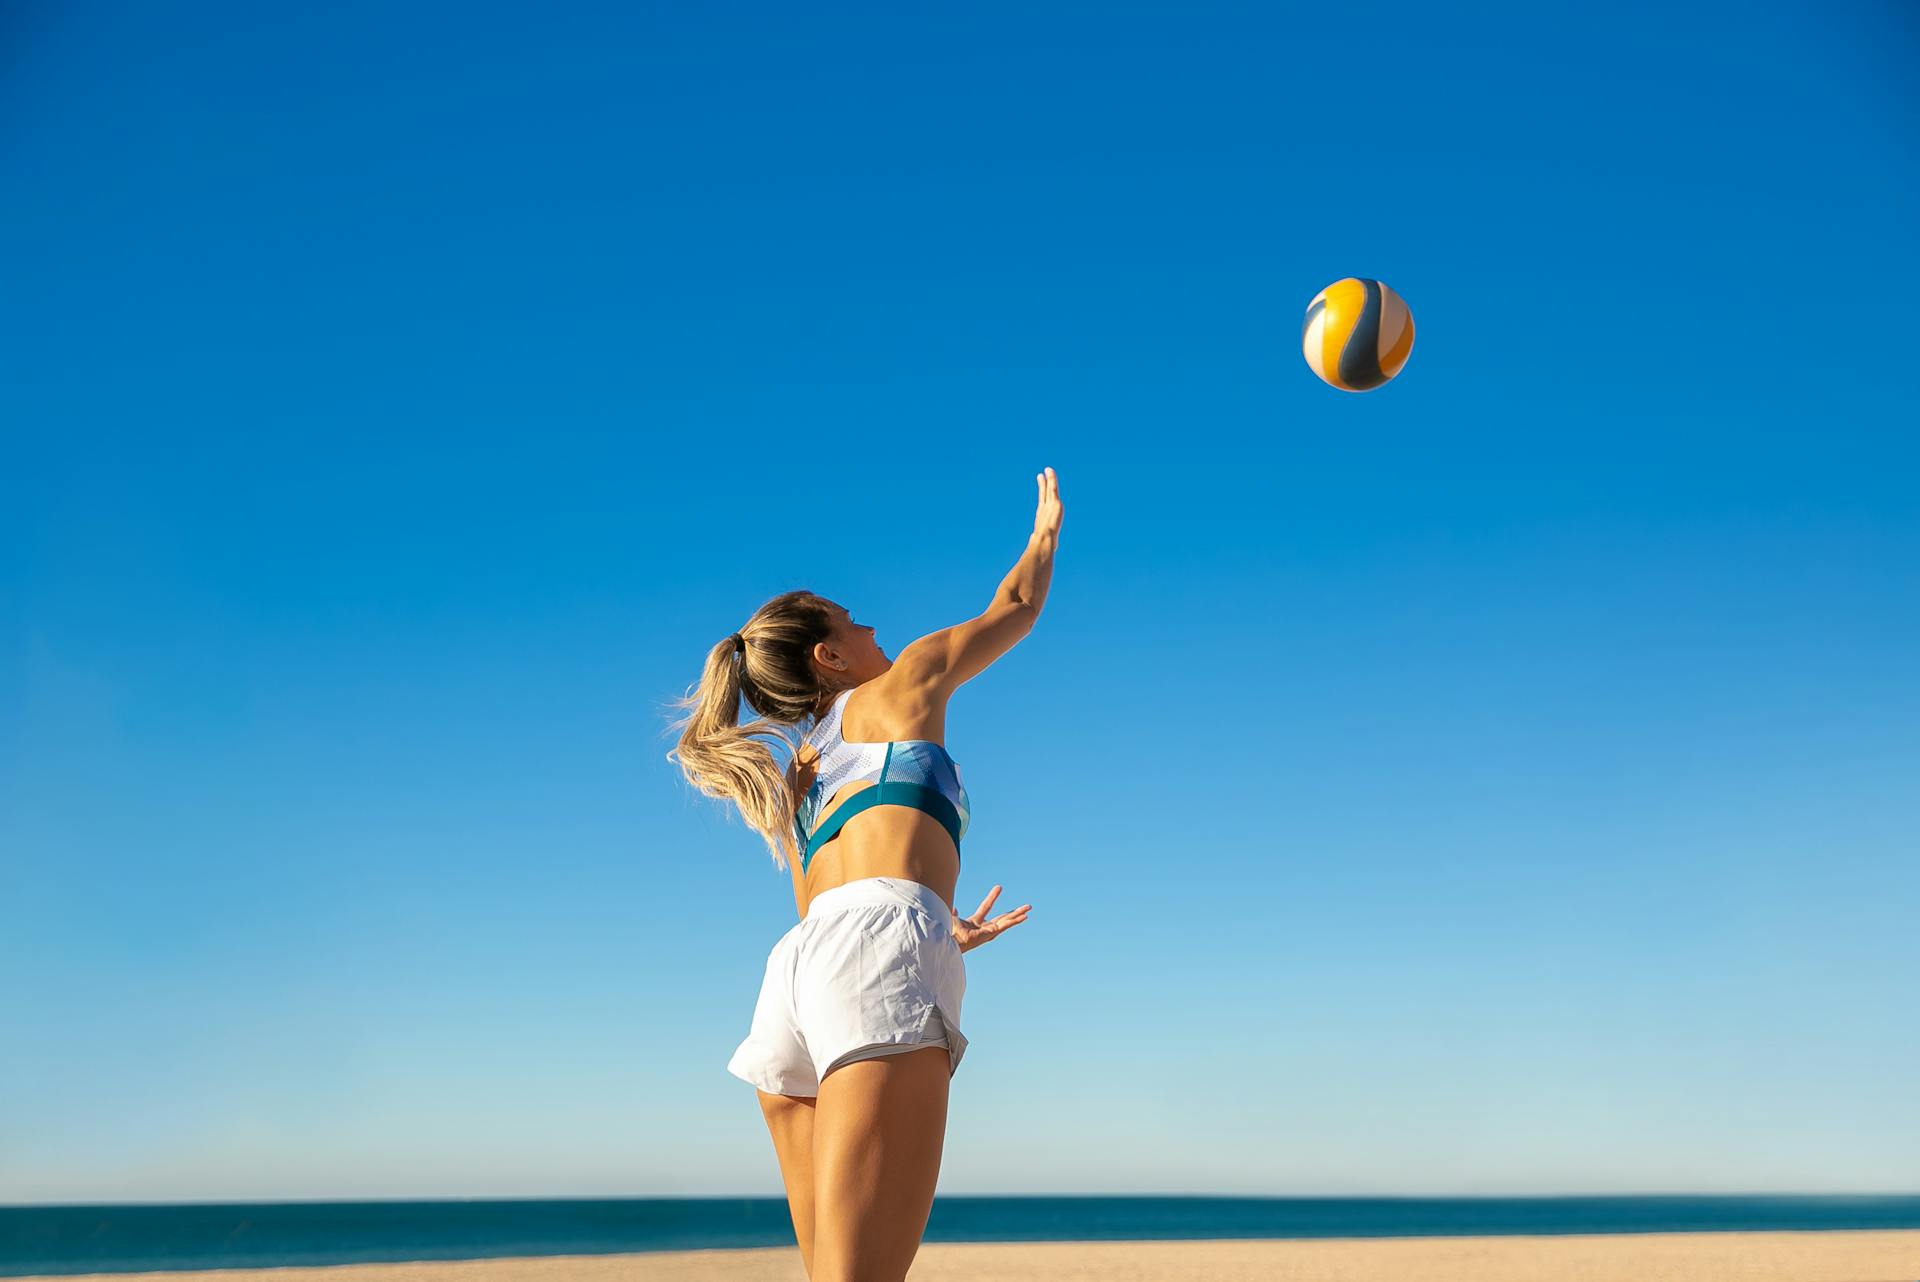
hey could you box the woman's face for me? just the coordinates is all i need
[817,602,890,683]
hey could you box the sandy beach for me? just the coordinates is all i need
[24,1231,1920,1282]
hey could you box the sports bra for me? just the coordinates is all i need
[792,686,971,876]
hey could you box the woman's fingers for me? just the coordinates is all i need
[956,903,1031,951]
[959,886,1029,942]
[1033,466,1061,534]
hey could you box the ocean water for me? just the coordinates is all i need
[4,1195,1918,1276]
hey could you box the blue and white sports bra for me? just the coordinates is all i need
[793,686,971,875]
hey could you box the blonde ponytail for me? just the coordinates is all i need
[664,590,840,871]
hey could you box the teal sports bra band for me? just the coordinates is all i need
[799,781,965,869]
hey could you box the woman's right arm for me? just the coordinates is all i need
[894,468,1062,698]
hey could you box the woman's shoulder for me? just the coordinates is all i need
[843,673,949,745]
[849,672,946,721]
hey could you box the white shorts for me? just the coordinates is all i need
[727,876,969,1097]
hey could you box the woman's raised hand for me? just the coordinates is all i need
[1032,466,1062,542]
[951,884,1032,953]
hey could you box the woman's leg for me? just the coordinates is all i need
[808,1045,951,1282]
[756,1089,819,1276]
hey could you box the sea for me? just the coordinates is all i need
[4,1195,1919,1276]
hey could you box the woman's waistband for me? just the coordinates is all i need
[805,876,951,926]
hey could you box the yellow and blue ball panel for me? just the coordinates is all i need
[1302,277,1414,392]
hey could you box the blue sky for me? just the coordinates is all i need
[2,1,1915,1203]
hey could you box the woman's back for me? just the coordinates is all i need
[789,678,969,915]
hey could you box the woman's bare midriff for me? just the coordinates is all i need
[792,791,959,919]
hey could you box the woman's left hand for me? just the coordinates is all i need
[952,884,1031,953]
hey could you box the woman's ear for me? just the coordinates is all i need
[810,640,832,673]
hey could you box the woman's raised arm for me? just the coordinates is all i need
[893,467,1062,698]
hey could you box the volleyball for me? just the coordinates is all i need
[1302,277,1415,392]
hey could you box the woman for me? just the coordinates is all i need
[667,466,1062,1282]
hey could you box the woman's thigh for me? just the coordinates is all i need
[757,1090,819,1274]
[808,1045,951,1282]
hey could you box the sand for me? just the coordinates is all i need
[23,1231,1920,1282]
